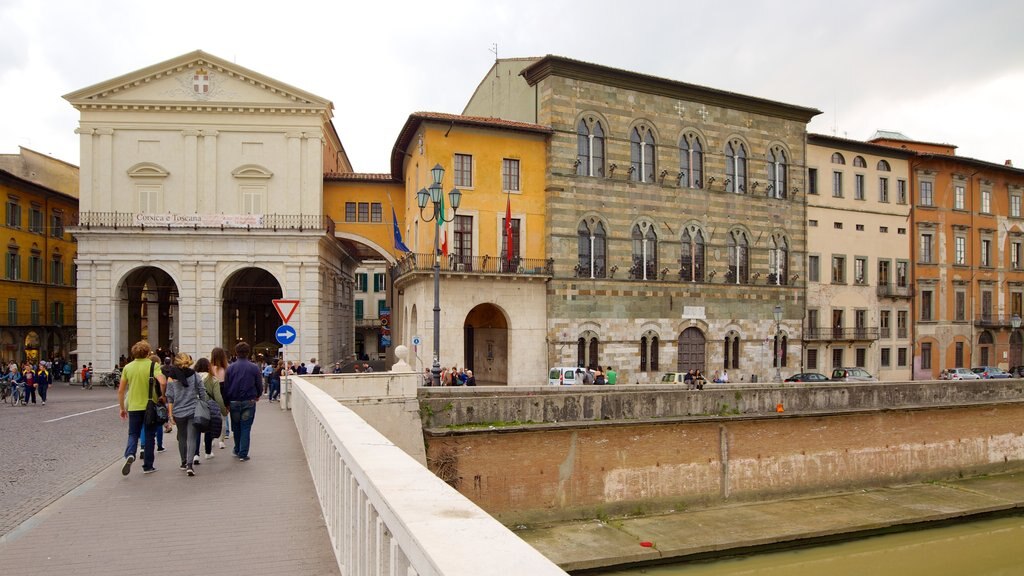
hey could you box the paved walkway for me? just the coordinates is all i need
[0,400,339,575]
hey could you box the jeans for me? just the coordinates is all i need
[174,414,200,468]
[269,378,281,401]
[37,382,48,402]
[139,422,164,450]
[229,400,256,458]
[125,411,157,470]
[24,385,36,404]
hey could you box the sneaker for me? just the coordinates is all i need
[157,447,166,452]
[219,440,225,449]
[41,401,45,405]
[143,468,158,474]
[122,455,135,476]
[239,456,250,462]
[193,455,200,465]
[205,453,214,460]
[179,462,187,471]
[186,468,195,477]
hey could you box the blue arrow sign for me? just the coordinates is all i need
[276,324,297,346]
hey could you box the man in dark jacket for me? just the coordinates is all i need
[222,341,262,461]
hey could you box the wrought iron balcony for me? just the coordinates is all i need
[392,253,552,281]
[974,314,1022,329]
[803,326,880,341]
[72,212,335,234]
[877,283,914,298]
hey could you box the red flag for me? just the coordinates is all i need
[504,194,514,262]
[441,225,449,258]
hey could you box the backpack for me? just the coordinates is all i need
[312,364,321,374]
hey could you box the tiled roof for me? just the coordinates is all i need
[324,172,397,182]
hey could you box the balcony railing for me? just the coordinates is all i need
[72,212,335,234]
[877,283,914,298]
[392,253,552,281]
[803,326,880,341]
[1,313,68,327]
[974,314,1022,328]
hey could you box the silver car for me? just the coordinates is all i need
[944,367,981,380]
[830,367,877,382]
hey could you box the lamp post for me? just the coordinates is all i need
[417,164,461,387]
[1012,314,1022,373]
[773,305,783,382]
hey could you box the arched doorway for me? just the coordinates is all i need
[221,268,283,359]
[463,303,508,386]
[120,267,179,360]
[978,331,994,366]
[677,327,706,372]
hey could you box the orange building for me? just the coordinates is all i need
[870,132,1024,377]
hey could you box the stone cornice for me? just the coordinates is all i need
[521,55,822,123]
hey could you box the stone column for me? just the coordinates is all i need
[202,130,218,213]
[95,128,114,211]
[182,129,200,214]
[286,132,302,214]
[75,128,94,212]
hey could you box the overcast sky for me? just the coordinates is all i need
[2,0,1022,172]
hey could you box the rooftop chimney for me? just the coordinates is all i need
[1006,160,1014,167]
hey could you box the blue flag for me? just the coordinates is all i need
[392,207,411,253]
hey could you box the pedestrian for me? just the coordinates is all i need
[422,368,433,386]
[193,357,227,460]
[118,340,166,476]
[210,346,230,450]
[363,363,373,373]
[465,369,476,386]
[268,360,283,402]
[222,341,262,461]
[332,362,342,374]
[62,361,72,383]
[310,358,321,374]
[140,353,167,454]
[36,362,50,405]
[21,362,37,405]
[164,352,209,476]
[594,367,606,385]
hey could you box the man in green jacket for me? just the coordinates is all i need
[606,366,617,385]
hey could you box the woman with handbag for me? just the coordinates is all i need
[193,357,227,460]
[118,340,166,475]
[164,352,210,477]
[210,347,230,449]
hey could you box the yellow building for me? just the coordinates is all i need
[328,112,550,383]
[0,148,79,364]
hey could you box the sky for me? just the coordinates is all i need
[2,0,1023,172]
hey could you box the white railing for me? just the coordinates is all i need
[290,377,568,576]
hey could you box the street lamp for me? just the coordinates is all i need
[1012,314,1022,371]
[417,163,462,387]
[773,305,783,382]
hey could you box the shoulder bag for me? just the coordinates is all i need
[192,374,212,430]
[144,361,169,425]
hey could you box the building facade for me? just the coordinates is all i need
[466,56,820,384]
[870,132,1024,378]
[65,51,356,371]
[804,135,916,380]
[0,148,79,365]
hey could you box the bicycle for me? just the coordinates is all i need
[99,369,121,388]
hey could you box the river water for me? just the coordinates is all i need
[601,515,1024,576]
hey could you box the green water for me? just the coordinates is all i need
[601,515,1024,576]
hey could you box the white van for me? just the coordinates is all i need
[548,367,581,386]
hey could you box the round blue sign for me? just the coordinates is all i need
[276,324,297,345]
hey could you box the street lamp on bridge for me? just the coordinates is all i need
[417,164,462,387]
[773,304,783,382]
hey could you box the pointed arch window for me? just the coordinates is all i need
[726,140,748,193]
[769,235,789,285]
[577,332,600,369]
[577,118,605,177]
[630,126,656,183]
[640,331,660,372]
[631,223,658,280]
[680,226,705,282]
[577,219,607,278]
[679,133,704,189]
[773,333,789,368]
[767,146,788,199]
[727,229,749,284]
[724,331,741,370]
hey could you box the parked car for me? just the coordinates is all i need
[830,367,878,382]
[1008,366,1024,378]
[971,366,1012,379]
[942,367,982,380]
[548,367,580,386]
[784,372,829,383]
[660,372,704,389]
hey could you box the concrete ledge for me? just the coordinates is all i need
[517,469,1024,572]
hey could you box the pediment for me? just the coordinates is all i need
[127,162,170,178]
[64,50,333,114]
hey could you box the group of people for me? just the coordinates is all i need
[422,365,475,386]
[118,340,264,477]
[575,366,617,385]
[4,361,53,405]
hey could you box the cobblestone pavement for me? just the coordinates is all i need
[0,382,124,537]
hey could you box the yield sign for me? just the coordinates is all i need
[272,299,300,324]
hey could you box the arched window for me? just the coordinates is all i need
[577,118,605,177]
[577,219,607,278]
[680,226,705,282]
[773,333,788,368]
[640,331,660,372]
[727,229,749,284]
[877,160,891,172]
[679,133,704,188]
[831,152,846,165]
[631,223,658,280]
[724,331,741,370]
[726,140,747,193]
[769,235,789,285]
[767,146,788,199]
[578,331,600,369]
[853,156,867,168]
[630,126,656,183]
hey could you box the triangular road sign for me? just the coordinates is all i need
[272,299,300,324]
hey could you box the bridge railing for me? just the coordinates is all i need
[290,376,567,576]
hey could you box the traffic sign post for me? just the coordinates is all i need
[272,300,298,411]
